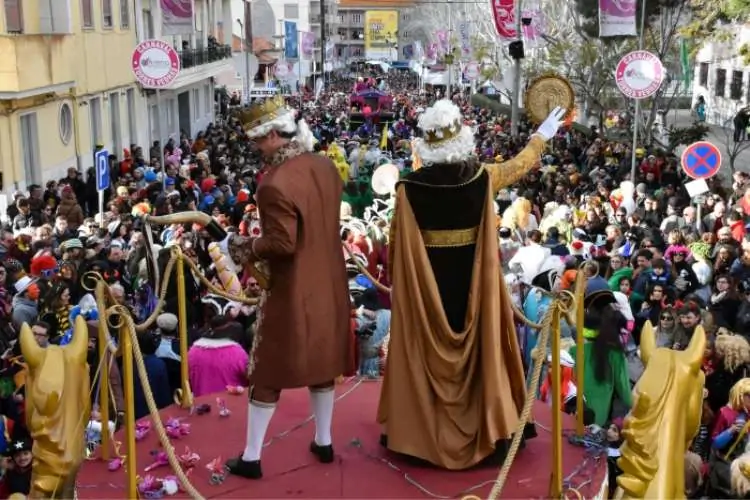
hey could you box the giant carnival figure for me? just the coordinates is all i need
[376,99,567,470]
[20,316,91,498]
[614,320,705,499]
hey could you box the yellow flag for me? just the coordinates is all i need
[380,123,388,150]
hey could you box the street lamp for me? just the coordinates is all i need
[236,18,252,104]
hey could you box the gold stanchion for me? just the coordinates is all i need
[549,305,563,499]
[120,319,138,498]
[95,281,111,460]
[174,248,194,409]
[574,272,586,436]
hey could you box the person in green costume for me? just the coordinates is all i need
[569,290,632,427]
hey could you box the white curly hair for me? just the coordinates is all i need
[413,99,475,165]
[246,106,315,152]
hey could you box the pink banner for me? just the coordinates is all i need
[490,0,516,40]
[521,9,545,47]
[301,32,315,59]
[598,0,636,37]
[161,0,194,36]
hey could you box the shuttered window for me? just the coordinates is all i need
[4,0,23,33]
[102,0,113,28]
[81,0,93,28]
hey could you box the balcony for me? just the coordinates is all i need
[177,45,232,69]
[163,44,235,90]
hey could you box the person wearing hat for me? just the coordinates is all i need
[10,277,39,332]
[222,96,352,480]
[569,290,632,427]
[0,436,32,497]
[378,100,566,470]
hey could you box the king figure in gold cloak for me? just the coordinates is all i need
[377,100,567,470]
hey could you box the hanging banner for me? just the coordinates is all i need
[436,30,450,56]
[490,0,517,40]
[521,8,544,48]
[160,0,194,36]
[364,10,398,60]
[300,32,315,59]
[599,0,637,37]
[458,22,472,59]
[284,21,299,59]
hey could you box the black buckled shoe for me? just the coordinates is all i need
[309,441,334,463]
[226,455,263,479]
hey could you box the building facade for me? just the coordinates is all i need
[335,0,413,64]
[135,0,234,146]
[0,0,146,190]
[692,24,750,127]
[0,0,233,193]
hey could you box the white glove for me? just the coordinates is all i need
[535,106,567,141]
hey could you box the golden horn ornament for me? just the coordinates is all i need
[144,212,271,290]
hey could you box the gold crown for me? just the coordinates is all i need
[424,119,462,147]
[235,95,289,131]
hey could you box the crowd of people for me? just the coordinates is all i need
[0,66,747,497]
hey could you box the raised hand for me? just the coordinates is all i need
[535,106,567,141]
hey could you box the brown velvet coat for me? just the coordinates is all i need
[248,151,352,389]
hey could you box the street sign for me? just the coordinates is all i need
[131,39,181,88]
[681,141,722,180]
[95,149,110,191]
[615,50,665,100]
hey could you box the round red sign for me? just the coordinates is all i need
[615,50,665,100]
[131,40,181,88]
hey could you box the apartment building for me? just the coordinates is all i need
[0,0,233,192]
[137,0,235,144]
[0,0,144,190]
[693,24,750,127]
[335,0,413,63]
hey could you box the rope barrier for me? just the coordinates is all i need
[75,243,590,500]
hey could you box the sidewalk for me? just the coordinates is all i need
[666,109,750,177]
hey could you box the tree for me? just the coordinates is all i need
[682,0,750,61]
[719,118,750,174]
[665,122,709,153]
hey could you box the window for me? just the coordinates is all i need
[166,98,175,130]
[126,88,136,144]
[402,14,410,21]
[204,85,211,114]
[338,14,344,24]
[402,31,408,38]
[110,93,122,158]
[352,14,362,24]
[192,89,200,118]
[39,0,72,33]
[90,97,102,146]
[81,0,93,28]
[149,104,158,145]
[715,68,726,97]
[699,62,709,86]
[4,0,23,33]
[59,102,73,145]
[119,0,129,28]
[19,113,40,185]
[732,72,746,99]
[283,4,299,19]
[352,47,362,57]
[102,0,113,28]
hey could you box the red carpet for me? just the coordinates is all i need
[77,379,607,498]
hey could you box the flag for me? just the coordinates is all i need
[681,38,692,87]
[380,124,388,150]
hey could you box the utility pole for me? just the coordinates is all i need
[243,1,253,103]
[320,0,326,90]
[510,0,522,136]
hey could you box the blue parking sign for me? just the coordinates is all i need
[95,149,110,191]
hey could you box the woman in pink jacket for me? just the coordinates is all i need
[188,317,249,397]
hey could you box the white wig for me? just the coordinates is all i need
[246,107,315,153]
[413,99,475,165]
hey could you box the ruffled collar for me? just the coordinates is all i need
[264,141,306,168]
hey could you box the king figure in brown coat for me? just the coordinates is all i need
[222,96,352,480]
